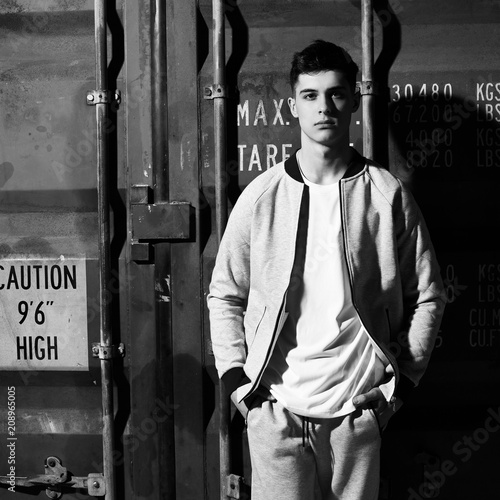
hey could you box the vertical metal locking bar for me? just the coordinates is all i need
[211,0,230,498]
[361,0,376,160]
[93,1,116,498]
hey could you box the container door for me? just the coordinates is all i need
[0,4,107,499]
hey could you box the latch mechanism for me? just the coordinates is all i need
[130,185,193,262]
[0,456,106,498]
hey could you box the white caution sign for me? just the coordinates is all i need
[0,258,89,371]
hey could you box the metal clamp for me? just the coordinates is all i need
[357,80,379,96]
[0,456,106,498]
[86,473,106,497]
[204,84,227,100]
[226,474,245,499]
[86,89,122,106]
[91,342,125,360]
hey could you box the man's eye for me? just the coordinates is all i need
[304,94,316,100]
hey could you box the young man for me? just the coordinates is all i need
[208,40,446,499]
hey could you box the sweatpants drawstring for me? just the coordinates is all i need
[301,416,310,448]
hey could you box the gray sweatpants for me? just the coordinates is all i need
[246,398,381,500]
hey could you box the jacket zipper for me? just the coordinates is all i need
[245,180,309,398]
[338,180,398,399]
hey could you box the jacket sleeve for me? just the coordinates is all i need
[394,183,447,400]
[207,189,253,395]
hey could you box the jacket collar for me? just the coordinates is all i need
[284,147,366,183]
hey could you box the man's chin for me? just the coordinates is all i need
[302,130,348,149]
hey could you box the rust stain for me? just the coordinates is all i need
[0,1,24,14]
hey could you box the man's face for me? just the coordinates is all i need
[288,70,359,149]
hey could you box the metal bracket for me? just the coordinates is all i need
[204,84,228,99]
[0,456,106,498]
[86,473,106,497]
[357,80,379,96]
[130,185,193,262]
[131,202,192,239]
[86,89,122,106]
[226,474,244,499]
[91,342,125,360]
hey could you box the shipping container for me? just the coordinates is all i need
[0,0,499,498]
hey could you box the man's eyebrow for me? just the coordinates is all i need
[298,86,346,94]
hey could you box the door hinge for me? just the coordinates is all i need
[0,456,105,498]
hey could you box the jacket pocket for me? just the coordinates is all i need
[367,404,384,438]
[245,306,266,349]
[385,308,392,337]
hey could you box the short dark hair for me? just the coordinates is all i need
[290,40,359,93]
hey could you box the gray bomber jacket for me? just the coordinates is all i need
[208,149,446,406]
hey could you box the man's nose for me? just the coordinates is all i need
[319,96,334,114]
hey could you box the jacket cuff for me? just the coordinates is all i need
[221,367,250,397]
[395,373,416,402]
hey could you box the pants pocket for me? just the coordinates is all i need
[366,406,383,438]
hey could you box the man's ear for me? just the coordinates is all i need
[288,96,298,118]
[352,90,361,112]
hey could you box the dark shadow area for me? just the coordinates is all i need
[225,2,249,206]
[197,5,210,73]
[229,410,250,492]
[154,242,176,500]
[355,4,494,498]
[373,0,401,166]
[106,3,129,500]
[197,8,213,254]
[199,187,213,255]
[388,93,500,253]
[203,364,217,431]
[0,484,41,496]
[172,352,208,440]
[383,88,500,499]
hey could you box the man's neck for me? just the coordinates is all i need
[297,140,353,185]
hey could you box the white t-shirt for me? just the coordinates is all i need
[261,179,387,418]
